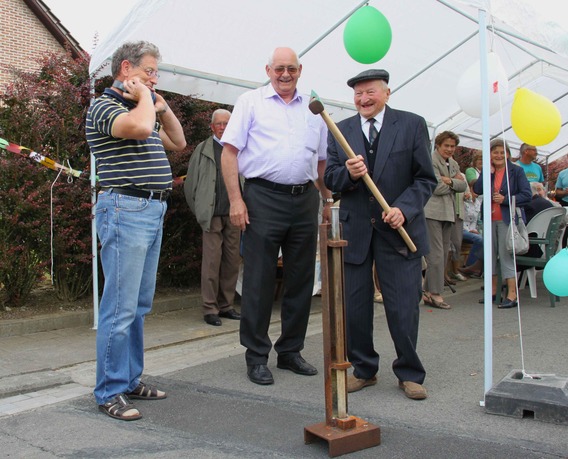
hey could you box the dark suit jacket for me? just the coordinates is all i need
[525,195,554,223]
[324,105,436,263]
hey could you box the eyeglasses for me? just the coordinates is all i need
[272,65,299,75]
[136,66,160,79]
[213,122,228,127]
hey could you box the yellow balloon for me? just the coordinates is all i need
[511,88,562,146]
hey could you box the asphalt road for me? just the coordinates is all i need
[1,277,567,458]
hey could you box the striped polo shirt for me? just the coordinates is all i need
[86,88,172,191]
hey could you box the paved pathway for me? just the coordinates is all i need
[0,277,567,457]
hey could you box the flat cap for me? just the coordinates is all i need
[347,69,389,88]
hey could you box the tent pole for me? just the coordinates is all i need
[392,32,477,95]
[296,0,368,59]
[478,5,493,402]
[89,77,99,330]
[261,0,368,87]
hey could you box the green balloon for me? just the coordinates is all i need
[343,6,392,64]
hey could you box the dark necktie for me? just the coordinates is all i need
[368,118,378,145]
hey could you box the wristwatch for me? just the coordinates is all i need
[322,198,334,205]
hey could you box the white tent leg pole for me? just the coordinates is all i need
[478,4,493,402]
[90,152,99,330]
[89,77,99,330]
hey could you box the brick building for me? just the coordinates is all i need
[0,0,83,92]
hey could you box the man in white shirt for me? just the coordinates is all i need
[221,47,332,385]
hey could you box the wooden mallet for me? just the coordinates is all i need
[309,91,417,253]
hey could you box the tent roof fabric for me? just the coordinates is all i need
[89,0,568,162]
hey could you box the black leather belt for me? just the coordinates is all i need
[103,187,170,201]
[247,178,312,195]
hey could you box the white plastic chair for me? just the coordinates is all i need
[517,206,567,299]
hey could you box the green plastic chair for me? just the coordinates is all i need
[515,212,566,307]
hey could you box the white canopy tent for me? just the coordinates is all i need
[89,0,568,162]
[88,0,568,399]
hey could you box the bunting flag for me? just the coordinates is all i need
[0,137,84,178]
[0,137,189,187]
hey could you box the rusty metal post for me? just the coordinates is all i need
[304,207,380,457]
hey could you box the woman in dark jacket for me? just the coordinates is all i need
[473,139,531,308]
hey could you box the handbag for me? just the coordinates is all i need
[505,196,529,255]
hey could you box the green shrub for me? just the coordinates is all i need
[0,50,227,306]
[0,155,50,305]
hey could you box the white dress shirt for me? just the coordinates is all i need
[221,84,327,184]
[359,107,386,142]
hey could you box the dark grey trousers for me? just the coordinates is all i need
[240,181,319,365]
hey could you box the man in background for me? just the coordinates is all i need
[554,167,568,207]
[184,109,241,327]
[525,181,556,222]
[516,143,544,183]
[553,167,568,247]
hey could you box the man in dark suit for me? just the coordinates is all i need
[324,69,436,400]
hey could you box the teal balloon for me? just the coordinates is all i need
[343,6,392,64]
[543,248,568,296]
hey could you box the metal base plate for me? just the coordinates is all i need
[304,417,381,457]
[485,370,568,425]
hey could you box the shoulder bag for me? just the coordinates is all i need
[505,196,529,255]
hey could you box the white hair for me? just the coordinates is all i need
[211,109,231,123]
[530,181,544,196]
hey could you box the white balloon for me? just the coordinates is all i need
[456,52,509,118]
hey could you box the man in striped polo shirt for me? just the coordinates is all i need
[86,41,186,421]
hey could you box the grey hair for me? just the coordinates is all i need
[529,181,544,196]
[520,143,536,155]
[111,41,161,78]
[211,109,231,123]
[377,79,389,90]
[267,47,300,67]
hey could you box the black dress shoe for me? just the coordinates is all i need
[204,314,222,326]
[498,298,518,309]
[219,309,241,320]
[247,364,274,385]
[277,355,318,376]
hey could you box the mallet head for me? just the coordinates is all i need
[309,90,325,115]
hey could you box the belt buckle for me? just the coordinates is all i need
[291,185,304,196]
[152,190,168,202]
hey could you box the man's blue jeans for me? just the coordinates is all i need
[94,191,167,405]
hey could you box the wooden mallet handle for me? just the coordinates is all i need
[310,98,417,253]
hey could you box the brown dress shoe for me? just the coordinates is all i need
[398,381,428,400]
[347,374,377,393]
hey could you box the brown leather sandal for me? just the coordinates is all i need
[126,381,167,400]
[423,292,451,309]
[98,394,142,421]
